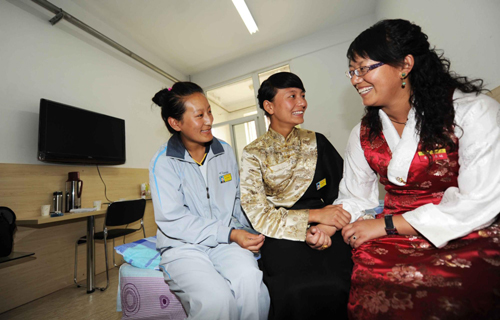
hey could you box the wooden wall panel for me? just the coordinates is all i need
[0,163,158,314]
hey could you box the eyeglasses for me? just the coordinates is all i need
[345,62,385,79]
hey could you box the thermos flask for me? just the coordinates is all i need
[52,191,63,213]
[65,171,83,212]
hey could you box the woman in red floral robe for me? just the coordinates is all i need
[333,19,500,319]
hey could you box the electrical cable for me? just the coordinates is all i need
[96,164,112,202]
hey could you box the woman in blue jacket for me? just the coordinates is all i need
[149,82,270,320]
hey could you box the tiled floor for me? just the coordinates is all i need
[0,268,122,320]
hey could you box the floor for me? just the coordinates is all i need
[0,268,122,320]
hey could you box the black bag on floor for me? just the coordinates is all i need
[0,207,17,257]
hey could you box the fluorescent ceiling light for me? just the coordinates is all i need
[232,0,259,34]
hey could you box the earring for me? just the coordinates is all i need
[401,72,407,89]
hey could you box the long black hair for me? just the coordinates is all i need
[347,19,484,151]
[152,82,204,134]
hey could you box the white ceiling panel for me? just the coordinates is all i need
[69,0,377,75]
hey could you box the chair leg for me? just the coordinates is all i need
[74,240,82,288]
[112,238,118,267]
[98,234,110,291]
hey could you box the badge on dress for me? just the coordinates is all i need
[418,148,448,161]
[219,173,232,183]
[316,178,327,190]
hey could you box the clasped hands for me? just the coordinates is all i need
[306,204,351,251]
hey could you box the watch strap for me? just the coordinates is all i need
[384,214,398,235]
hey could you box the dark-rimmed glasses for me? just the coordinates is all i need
[345,62,385,79]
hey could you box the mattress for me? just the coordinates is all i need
[117,263,186,319]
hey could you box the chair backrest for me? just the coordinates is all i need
[104,199,146,227]
[0,206,17,257]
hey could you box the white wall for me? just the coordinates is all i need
[291,42,367,153]
[192,0,500,158]
[0,0,187,168]
[3,0,497,168]
[191,14,378,157]
[376,0,500,89]
[296,0,500,152]
[192,14,376,89]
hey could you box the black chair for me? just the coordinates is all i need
[0,207,17,258]
[73,199,146,291]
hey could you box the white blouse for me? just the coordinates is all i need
[334,90,500,248]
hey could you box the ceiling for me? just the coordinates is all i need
[69,0,377,76]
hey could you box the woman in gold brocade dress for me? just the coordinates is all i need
[240,72,353,320]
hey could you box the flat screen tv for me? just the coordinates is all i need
[38,99,126,165]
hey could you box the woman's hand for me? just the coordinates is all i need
[341,219,386,248]
[306,226,332,250]
[316,223,337,237]
[309,204,351,229]
[230,229,265,253]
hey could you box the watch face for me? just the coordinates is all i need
[384,215,394,227]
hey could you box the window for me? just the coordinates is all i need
[207,77,257,125]
[207,64,290,165]
[258,65,291,84]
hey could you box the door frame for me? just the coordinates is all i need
[212,114,261,148]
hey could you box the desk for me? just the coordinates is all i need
[17,209,107,293]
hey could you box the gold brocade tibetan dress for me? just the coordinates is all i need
[240,127,317,241]
[240,127,353,320]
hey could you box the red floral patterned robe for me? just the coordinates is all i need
[348,125,500,320]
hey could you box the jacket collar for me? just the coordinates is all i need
[166,133,224,160]
[267,126,299,143]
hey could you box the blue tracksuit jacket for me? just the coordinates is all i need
[149,134,251,252]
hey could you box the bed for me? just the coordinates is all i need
[115,236,187,319]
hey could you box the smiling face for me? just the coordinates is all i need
[349,55,409,110]
[265,87,307,136]
[169,92,213,150]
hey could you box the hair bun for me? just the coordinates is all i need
[152,88,171,107]
[152,82,204,134]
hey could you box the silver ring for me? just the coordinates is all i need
[351,235,357,240]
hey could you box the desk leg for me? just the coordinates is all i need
[86,215,96,293]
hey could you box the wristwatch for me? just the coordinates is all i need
[384,214,399,235]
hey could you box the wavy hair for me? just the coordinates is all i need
[347,19,484,152]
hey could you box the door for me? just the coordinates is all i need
[212,115,258,166]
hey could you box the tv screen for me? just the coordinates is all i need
[38,99,126,165]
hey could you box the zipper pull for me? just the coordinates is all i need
[206,187,210,199]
